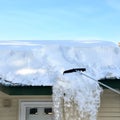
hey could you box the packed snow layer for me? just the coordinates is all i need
[0,40,119,120]
[0,40,120,85]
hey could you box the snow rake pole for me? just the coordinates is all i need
[81,72,120,95]
[63,68,120,95]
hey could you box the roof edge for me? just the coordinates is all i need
[0,78,120,95]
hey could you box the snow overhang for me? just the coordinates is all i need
[0,78,120,95]
[0,40,120,95]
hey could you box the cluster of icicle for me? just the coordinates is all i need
[53,72,102,120]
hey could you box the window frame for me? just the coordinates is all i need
[19,101,53,120]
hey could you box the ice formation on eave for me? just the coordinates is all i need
[0,40,120,86]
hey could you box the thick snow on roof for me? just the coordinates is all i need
[0,40,120,86]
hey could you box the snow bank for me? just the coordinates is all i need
[0,40,120,85]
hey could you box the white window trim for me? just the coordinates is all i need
[19,101,53,120]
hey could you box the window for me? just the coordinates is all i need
[19,101,53,120]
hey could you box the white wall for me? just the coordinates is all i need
[0,89,120,120]
[98,89,120,120]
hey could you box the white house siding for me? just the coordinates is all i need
[0,91,52,120]
[0,89,120,120]
[98,89,120,120]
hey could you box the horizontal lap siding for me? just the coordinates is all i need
[98,89,120,120]
[0,91,52,120]
[0,95,18,120]
[0,89,120,120]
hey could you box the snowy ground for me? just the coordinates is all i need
[0,40,120,86]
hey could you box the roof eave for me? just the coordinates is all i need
[0,78,120,95]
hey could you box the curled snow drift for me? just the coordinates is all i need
[0,40,119,85]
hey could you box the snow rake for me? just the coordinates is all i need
[63,68,120,95]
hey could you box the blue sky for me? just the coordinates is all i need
[0,0,120,42]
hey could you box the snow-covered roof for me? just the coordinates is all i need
[0,40,120,86]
